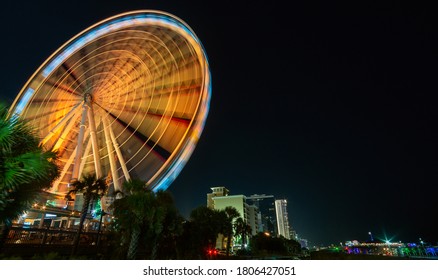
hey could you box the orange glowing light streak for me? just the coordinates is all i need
[9,10,211,194]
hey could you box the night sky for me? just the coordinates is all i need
[1,1,437,246]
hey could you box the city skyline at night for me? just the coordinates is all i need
[1,0,437,247]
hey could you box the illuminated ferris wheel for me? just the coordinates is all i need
[9,10,211,198]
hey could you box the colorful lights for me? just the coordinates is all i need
[10,10,211,197]
[41,13,200,78]
[341,239,438,258]
[207,248,218,256]
[13,88,34,115]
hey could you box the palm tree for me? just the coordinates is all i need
[0,105,59,250]
[223,206,240,257]
[111,179,155,259]
[67,173,108,255]
[112,179,182,260]
[234,217,252,249]
[185,206,225,259]
[150,190,181,259]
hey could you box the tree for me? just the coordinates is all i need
[0,105,59,250]
[283,237,302,256]
[234,217,252,249]
[111,179,152,259]
[250,232,302,258]
[223,206,240,257]
[111,179,180,260]
[151,191,183,259]
[250,232,284,256]
[67,173,108,255]
[181,206,225,259]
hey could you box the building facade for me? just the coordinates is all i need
[246,204,259,236]
[207,186,230,209]
[247,194,277,236]
[207,187,259,250]
[275,199,290,239]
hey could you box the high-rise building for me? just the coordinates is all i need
[275,199,290,239]
[207,186,229,209]
[246,204,259,236]
[207,189,297,246]
[207,187,260,250]
[247,194,277,236]
[212,194,249,224]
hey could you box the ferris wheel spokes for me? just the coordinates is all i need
[10,10,211,198]
[40,101,82,146]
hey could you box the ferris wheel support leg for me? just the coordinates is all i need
[87,103,103,178]
[71,102,89,181]
[51,145,79,193]
[53,110,82,151]
[107,118,131,182]
[78,133,92,177]
[103,117,121,192]
[40,102,82,146]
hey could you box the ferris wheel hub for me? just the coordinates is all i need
[83,93,92,103]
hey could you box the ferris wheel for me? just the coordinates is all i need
[9,10,211,198]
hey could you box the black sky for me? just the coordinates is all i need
[1,0,437,246]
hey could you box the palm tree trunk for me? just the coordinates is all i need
[127,227,140,260]
[151,228,164,260]
[151,237,158,260]
[71,196,90,256]
[0,219,12,252]
[226,232,232,257]
[151,226,164,260]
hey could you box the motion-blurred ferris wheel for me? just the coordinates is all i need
[9,10,211,198]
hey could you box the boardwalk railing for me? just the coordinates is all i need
[1,225,111,258]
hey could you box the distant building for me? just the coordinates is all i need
[207,186,229,209]
[246,194,277,236]
[212,194,249,224]
[207,189,297,246]
[299,239,308,249]
[275,199,290,239]
[290,228,300,241]
[247,204,259,236]
[207,187,260,250]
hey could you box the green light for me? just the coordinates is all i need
[45,200,56,207]
[92,200,102,219]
